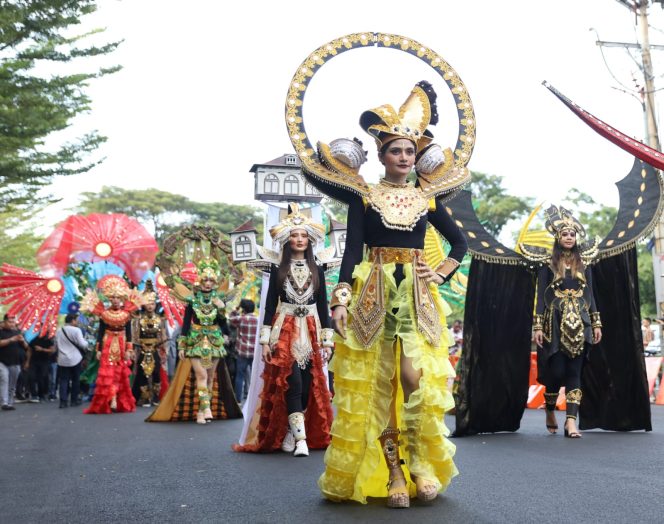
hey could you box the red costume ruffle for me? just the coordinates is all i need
[234,315,332,452]
[84,331,136,414]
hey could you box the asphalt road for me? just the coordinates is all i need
[1,401,662,523]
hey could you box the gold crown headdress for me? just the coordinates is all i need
[197,257,221,284]
[544,205,586,239]
[269,203,326,248]
[359,80,438,152]
[97,275,129,299]
[141,279,157,305]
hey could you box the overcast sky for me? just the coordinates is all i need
[42,0,664,233]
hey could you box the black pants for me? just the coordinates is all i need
[543,350,583,394]
[285,361,312,415]
[58,363,81,405]
[30,361,51,399]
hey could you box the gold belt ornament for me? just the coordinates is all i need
[368,247,423,265]
[350,247,441,348]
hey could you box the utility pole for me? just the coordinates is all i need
[605,0,664,317]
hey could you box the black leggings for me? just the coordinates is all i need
[544,350,583,394]
[285,361,312,414]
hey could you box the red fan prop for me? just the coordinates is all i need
[0,264,65,337]
[155,272,185,327]
[36,214,159,284]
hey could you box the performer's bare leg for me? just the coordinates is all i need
[191,358,210,424]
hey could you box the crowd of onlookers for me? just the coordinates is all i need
[0,298,261,412]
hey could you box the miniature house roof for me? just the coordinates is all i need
[231,220,257,234]
[249,154,301,173]
[329,219,347,232]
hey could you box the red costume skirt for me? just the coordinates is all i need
[234,314,333,452]
[84,332,136,414]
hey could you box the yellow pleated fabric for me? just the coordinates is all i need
[319,260,458,503]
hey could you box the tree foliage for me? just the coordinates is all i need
[470,171,533,236]
[75,186,263,243]
[0,208,45,270]
[0,0,121,211]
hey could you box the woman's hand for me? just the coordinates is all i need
[96,351,102,361]
[322,346,332,362]
[533,329,544,347]
[261,343,272,363]
[178,350,185,360]
[332,306,347,339]
[416,259,444,285]
[593,327,602,344]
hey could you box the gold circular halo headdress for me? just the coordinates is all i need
[285,32,476,196]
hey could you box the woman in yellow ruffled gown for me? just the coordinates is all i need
[305,81,468,508]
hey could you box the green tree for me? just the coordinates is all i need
[76,186,191,241]
[470,171,533,236]
[0,208,45,270]
[563,188,617,239]
[74,186,262,243]
[0,1,121,211]
[637,244,656,318]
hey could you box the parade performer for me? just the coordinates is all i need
[530,206,602,438]
[234,204,333,457]
[131,280,169,407]
[82,275,142,414]
[302,82,469,507]
[147,255,241,424]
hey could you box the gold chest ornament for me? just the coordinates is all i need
[366,181,430,231]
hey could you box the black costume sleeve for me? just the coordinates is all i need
[535,266,549,316]
[428,198,468,279]
[585,266,598,314]
[181,304,193,337]
[217,314,230,336]
[125,320,131,343]
[303,172,357,205]
[316,266,331,329]
[96,320,106,350]
[338,194,366,285]
[262,265,280,326]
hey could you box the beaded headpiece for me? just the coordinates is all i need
[359,80,438,152]
[197,257,221,283]
[269,203,326,248]
[97,274,129,299]
[544,205,586,240]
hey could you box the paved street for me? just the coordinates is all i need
[1,402,662,523]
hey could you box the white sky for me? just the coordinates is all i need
[41,0,664,233]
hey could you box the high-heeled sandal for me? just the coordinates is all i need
[543,392,558,434]
[411,475,438,502]
[564,418,582,438]
[196,411,207,425]
[379,428,410,509]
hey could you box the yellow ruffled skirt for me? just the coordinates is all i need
[319,260,457,503]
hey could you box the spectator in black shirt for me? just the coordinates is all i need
[0,314,30,410]
[29,336,55,402]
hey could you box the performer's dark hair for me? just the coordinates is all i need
[239,298,255,314]
[551,239,584,279]
[65,313,78,324]
[276,239,319,293]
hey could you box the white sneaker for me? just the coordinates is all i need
[293,439,309,457]
[281,430,295,453]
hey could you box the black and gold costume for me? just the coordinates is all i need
[131,310,168,406]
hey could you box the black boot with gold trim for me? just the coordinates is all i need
[564,388,582,438]
[378,428,409,508]
[544,392,559,434]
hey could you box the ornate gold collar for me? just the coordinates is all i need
[367,181,429,231]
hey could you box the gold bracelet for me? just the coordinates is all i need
[330,282,352,309]
[434,258,461,281]
[533,314,544,331]
[590,312,602,329]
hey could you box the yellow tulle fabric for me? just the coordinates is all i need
[319,260,458,503]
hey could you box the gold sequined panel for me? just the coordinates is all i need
[555,289,585,358]
[350,262,386,348]
[366,182,430,231]
[566,388,582,404]
[101,309,131,329]
[413,264,442,347]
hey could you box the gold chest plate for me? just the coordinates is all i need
[366,182,429,231]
